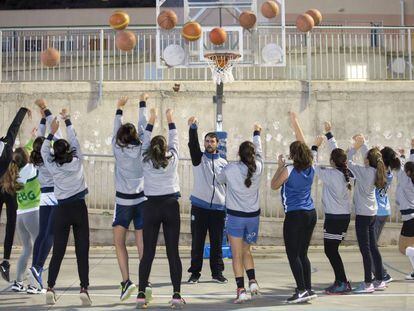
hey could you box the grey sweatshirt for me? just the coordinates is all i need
[141,123,180,197]
[313,134,352,216]
[348,144,378,216]
[396,151,414,221]
[217,132,263,216]
[41,119,88,203]
[35,109,62,191]
[112,102,147,205]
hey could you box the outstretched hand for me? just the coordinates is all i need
[254,123,262,133]
[50,117,59,134]
[60,108,70,120]
[277,154,286,166]
[188,116,197,126]
[166,109,174,123]
[117,96,128,109]
[139,93,149,102]
[324,121,332,133]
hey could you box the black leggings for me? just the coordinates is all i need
[0,190,17,260]
[47,199,90,289]
[323,216,350,283]
[355,215,383,283]
[139,196,182,293]
[283,209,317,291]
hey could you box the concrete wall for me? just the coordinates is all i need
[0,80,413,246]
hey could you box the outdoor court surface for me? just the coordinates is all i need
[0,246,413,310]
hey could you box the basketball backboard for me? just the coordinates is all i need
[156,0,286,69]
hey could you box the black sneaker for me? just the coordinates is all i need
[287,289,311,304]
[120,279,137,302]
[306,289,318,300]
[187,273,200,284]
[212,274,228,284]
[383,273,393,284]
[0,261,10,282]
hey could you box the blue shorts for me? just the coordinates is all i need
[226,214,259,244]
[112,203,144,230]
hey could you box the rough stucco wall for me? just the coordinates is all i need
[0,80,413,245]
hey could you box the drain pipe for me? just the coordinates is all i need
[400,0,405,26]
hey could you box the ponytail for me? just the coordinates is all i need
[381,147,401,171]
[404,162,414,185]
[143,135,170,169]
[330,148,352,191]
[1,147,29,194]
[30,136,45,166]
[367,148,387,189]
[239,141,256,188]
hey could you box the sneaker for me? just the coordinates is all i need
[120,279,136,302]
[170,292,186,309]
[212,274,228,284]
[307,289,318,300]
[136,291,148,309]
[187,273,200,284]
[46,288,56,305]
[11,281,25,292]
[325,282,350,295]
[353,282,375,294]
[0,261,10,282]
[28,266,43,289]
[249,279,260,298]
[383,273,393,284]
[286,289,310,304]
[145,282,153,303]
[234,288,248,304]
[405,272,414,280]
[80,288,92,306]
[27,285,42,294]
[373,280,387,291]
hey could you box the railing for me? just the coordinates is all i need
[82,154,402,224]
[1,26,414,82]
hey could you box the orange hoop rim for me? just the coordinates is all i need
[204,52,241,61]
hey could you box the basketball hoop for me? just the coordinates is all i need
[204,52,241,85]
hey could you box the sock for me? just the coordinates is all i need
[406,247,414,271]
[246,269,255,281]
[236,277,244,289]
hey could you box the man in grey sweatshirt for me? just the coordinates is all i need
[186,117,228,284]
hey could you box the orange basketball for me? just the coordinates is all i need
[296,13,314,32]
[157,10,178,30]
[239,11,257,29]
[181,21,202,41]
[261,0,280,19]
[115,30,137,52]
[109,11,130,30]
[40,48,60,67]
[209,27,227,45]
[306,9,322,26]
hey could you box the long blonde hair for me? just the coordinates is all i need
[1,148,29,194]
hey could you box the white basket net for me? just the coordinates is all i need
[204,52,241,85]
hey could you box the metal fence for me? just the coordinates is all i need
[1,26,414,82]
[82,154,402,224]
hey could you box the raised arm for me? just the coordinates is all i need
[166,109,179,156]
[188,116,203,166]
[138,93,149,140]
[289,111,306,144]
[323,121,338,151]
[113,96,128,140]
[41,117,60,171]
[271,155,289,190]
[142,108,156,153]
[3,107,29,146]
[253,124,263,158]
[312,135,331,182]
[61,109,83,161]
[347,135,366,179]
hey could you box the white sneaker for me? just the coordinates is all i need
[405,272,414,280]
[234,288,248,304]
[373,280,387,291]
[249,280,260,298]
[27,285,43,294]
[11,281,25,292]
